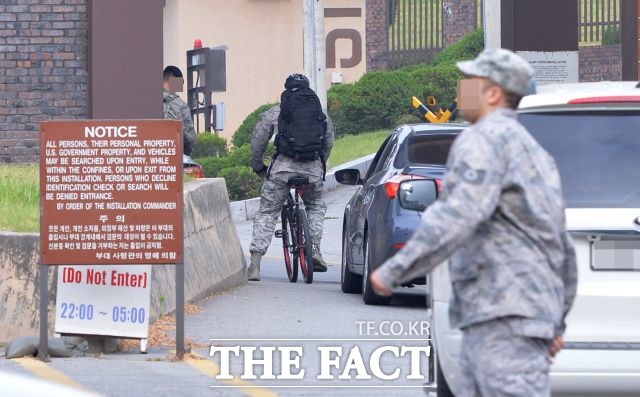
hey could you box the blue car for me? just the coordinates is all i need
[335,123,464,305]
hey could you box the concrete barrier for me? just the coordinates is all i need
[0,178,246,342]
[230,153,376,223]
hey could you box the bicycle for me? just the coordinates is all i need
[274,176,313,284]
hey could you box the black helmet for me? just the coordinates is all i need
[285,73,310,90]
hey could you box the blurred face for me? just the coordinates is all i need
[457,77,505,123]
[167,76,184,92]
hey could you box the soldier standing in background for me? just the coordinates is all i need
[248,74,335,281]
[162,65,196,156]
[371,49,578,397]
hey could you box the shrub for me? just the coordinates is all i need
[194,156,231,178]
[602,26,621,45]
[326,29,483,135]
[218,166,262,201]
[432,28,484,66]
[232,102,279,148]
[409,63,463,108]
[192,132,228,158]
[328,71,420,136]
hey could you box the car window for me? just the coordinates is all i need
[406,134,456,165]
[519,111,640,208]
[373,133,399,174]
[363,133,392,182]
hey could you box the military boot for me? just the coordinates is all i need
[247,252,261,281]
[312,245,328,272]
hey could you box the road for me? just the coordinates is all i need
[0,185,432,397]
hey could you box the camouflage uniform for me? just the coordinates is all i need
[249,105,335,258]
[163,88,196,156]
[375,49,578,396]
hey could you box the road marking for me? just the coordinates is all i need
[183,352,279,397]
[12,357,87,390]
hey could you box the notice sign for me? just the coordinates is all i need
[40,120,184,265]
[517,51,579,85]
[55,264,151,338]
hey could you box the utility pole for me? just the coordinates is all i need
[303,0,327,109]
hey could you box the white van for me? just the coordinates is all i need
[427,82,640,397]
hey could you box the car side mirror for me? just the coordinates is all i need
[398,179,438,211]
[335,169,362,186]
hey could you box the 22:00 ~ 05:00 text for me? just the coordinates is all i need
[58,303,146,324]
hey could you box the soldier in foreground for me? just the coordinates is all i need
[162,65,196,156]
[371,49,578,396]
[248,74,335,281]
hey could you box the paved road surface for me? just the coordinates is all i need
[1,185,432,397]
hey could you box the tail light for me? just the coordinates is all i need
[384,174,442,198]
[384,174,424,198]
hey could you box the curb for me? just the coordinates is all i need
[230,153,375,223]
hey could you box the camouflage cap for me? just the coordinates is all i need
[456,48,534,96]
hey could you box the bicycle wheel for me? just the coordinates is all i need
[281,211,297,283]
[296,209,313,284]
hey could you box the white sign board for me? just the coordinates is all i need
[517,51,579,85]
[55,264,151,338]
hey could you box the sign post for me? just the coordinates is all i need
[39,120,184,359]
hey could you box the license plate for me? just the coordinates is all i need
[591,238,640,271]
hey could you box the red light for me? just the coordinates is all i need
[193,38,203,49]
[392,243,405,250]
[384,174,425,199]
[568,96,640,104]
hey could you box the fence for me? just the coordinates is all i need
[388,0,444,68]
[387,0,484,69]
[579,0,621,45]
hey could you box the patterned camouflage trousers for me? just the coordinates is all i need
[249,171,327,256]
[457,318,552,397]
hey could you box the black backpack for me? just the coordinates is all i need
[276,86,326,162]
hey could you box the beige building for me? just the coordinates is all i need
[163,0,366,142]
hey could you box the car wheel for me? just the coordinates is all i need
[341,231,362,294]
[436,358,454,397]
[361,233,391,306]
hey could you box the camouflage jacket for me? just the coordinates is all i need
[251,105,335,178]
[377,108,578,339]
[163,89,196,156]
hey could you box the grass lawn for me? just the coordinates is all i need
[0,130,390,232]
[327,129,390,169]
[0,164,39,233]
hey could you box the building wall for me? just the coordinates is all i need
[162,0,367,142]
[366,0,388,71]
[443,0,478,47]
[0,0,87,163]
[163,0,304,142]
[579,44,623,81]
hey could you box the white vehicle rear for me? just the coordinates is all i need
[428,82,640,396]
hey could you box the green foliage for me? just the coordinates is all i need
[192,132,228,158]
[328,71,419,136]
[602,26,621,45]
[328,130,390,168]
[327,28,483,136]
[218,166,262,201]
[0,164,39,232]
[408,64,463,110]
[195,156,231,179]
[194,142,275,200]
[232,102,279,148]
[432,28,484,66]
